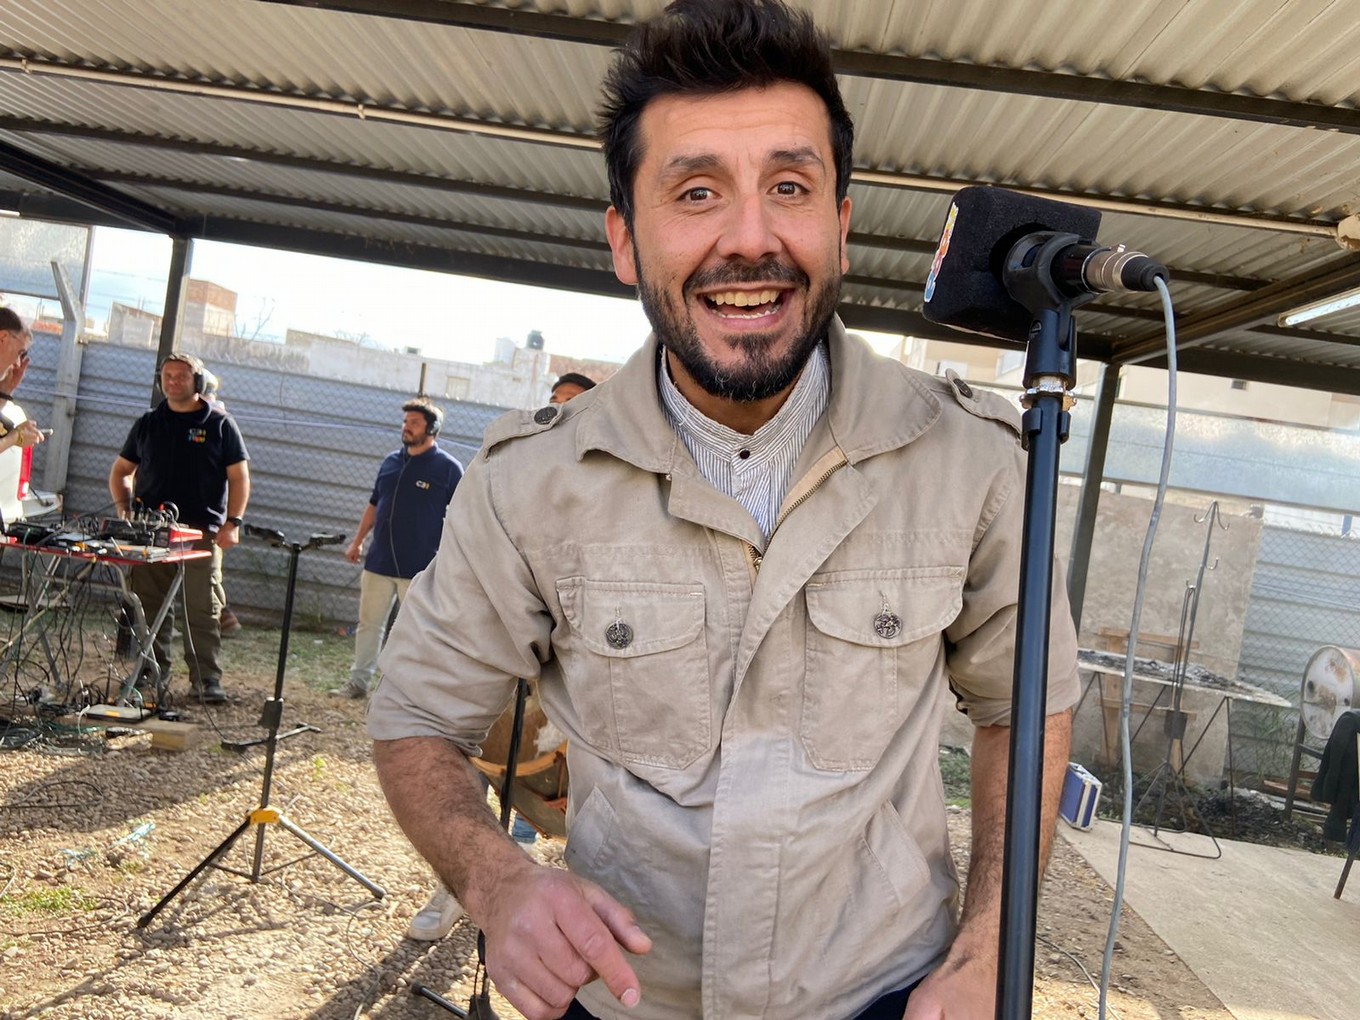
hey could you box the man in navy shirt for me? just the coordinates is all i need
[338,397,462,700]
[109,353,250,704]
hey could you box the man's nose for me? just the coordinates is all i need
[714,194,781,264]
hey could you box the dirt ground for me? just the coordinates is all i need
[0,625,1249,1019]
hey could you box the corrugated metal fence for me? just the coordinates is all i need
[10,339,505,629]
[1235,525,1360,778]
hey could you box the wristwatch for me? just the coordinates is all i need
[225,515,244,527]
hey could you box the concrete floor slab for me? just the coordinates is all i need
[1061,820,1360,1020]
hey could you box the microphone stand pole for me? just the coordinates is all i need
[995,232,1095,1020]
[138,525,385,929]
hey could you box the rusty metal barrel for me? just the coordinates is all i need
[1301,646,1360,741]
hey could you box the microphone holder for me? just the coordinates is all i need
[138,525,384,929]
[994,232,1095,1020]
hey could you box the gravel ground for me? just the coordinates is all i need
[1,626,1236,1019]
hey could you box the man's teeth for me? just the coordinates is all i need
[707,289,781,308]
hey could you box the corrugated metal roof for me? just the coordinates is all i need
[2,0,1359,393]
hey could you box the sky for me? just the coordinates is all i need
[11,226,903,368]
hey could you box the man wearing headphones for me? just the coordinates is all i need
[108,352,250,704]
[338,397,463,701]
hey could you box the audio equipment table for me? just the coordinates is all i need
[1,534,212,712]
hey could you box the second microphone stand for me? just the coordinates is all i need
[138,525,385,928]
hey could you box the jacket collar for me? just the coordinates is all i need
[576,317,942,472]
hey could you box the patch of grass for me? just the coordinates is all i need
[1,886,98,917]
[940,746,972,807]
[223,627,353,691]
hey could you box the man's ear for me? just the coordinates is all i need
[838,196,852,275]
[606,206,638,286]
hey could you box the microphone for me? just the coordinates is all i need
[305,532,346,550]
[922,187,1168,342]
[243,523,286,546]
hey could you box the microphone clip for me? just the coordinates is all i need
[1002,231,1093,389]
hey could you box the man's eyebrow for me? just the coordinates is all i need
[658,153,723,185]
[657,146,828,186]
[770,146,826,171]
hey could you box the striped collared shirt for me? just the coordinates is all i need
[658,343,830,540]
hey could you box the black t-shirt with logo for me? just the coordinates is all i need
[119,400,249,530]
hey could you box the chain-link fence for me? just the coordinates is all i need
[1234,525,1360,784]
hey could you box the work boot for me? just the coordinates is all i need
[191,679,227,704]
[328,680,368,699]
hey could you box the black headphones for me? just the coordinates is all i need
[404,401,442,436]
[157,353,206,395]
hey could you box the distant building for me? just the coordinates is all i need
[101,279,598,410]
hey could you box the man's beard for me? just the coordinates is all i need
[637,256,840,403]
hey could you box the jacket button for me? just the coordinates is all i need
[533,406,558,425]
[605,621,633,649]
[874,612,902,639]
[955,380,974,399]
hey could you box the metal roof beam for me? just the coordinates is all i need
[0,187,139,229]
[0,138,181,234]
[255,1,1360,136]
[1113,256,1360,364]
[96,171,615,252]
[0,118,606,212]
[192,217,637,300]
[1146,347,1360,398]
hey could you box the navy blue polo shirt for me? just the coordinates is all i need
[119,400,248,530]
[364,444,463,579]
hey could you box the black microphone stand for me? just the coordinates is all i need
[138,525,385,929]
[411,677,531,1019]
[995,232,1097,1020]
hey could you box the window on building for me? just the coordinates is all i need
[936,359,969,378]
[1231,379,1249,391]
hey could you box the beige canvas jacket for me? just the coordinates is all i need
[369,321,1081,1020]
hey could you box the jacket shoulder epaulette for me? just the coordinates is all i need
[942,369,1022,439]
[480,404,568,458]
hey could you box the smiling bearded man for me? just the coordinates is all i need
[368,3,1080,1019]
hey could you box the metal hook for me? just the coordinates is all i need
[1195,499,1229,531]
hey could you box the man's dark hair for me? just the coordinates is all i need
[598,0,853,229]
[551,372,597,395]
[161,351,204,375]
[402,397,443,433]
[0,307,23,334]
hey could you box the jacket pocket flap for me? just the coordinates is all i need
[558,578,705,658]
[805,566,964,647]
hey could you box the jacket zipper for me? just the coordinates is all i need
[745,453,848,576]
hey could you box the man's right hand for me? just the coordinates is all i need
[471,862,652,1020]
[14,421,43,448]
[345,539,362,564]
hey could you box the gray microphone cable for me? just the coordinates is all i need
[1099,275,1178,1019]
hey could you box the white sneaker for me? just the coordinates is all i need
[406,886,463,941]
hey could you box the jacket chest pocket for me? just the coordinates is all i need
[801,566,964,771]
[557,578,710,768]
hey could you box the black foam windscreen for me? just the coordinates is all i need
[921,187,1103,343]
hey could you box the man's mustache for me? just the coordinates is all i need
[685,258,808,295]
